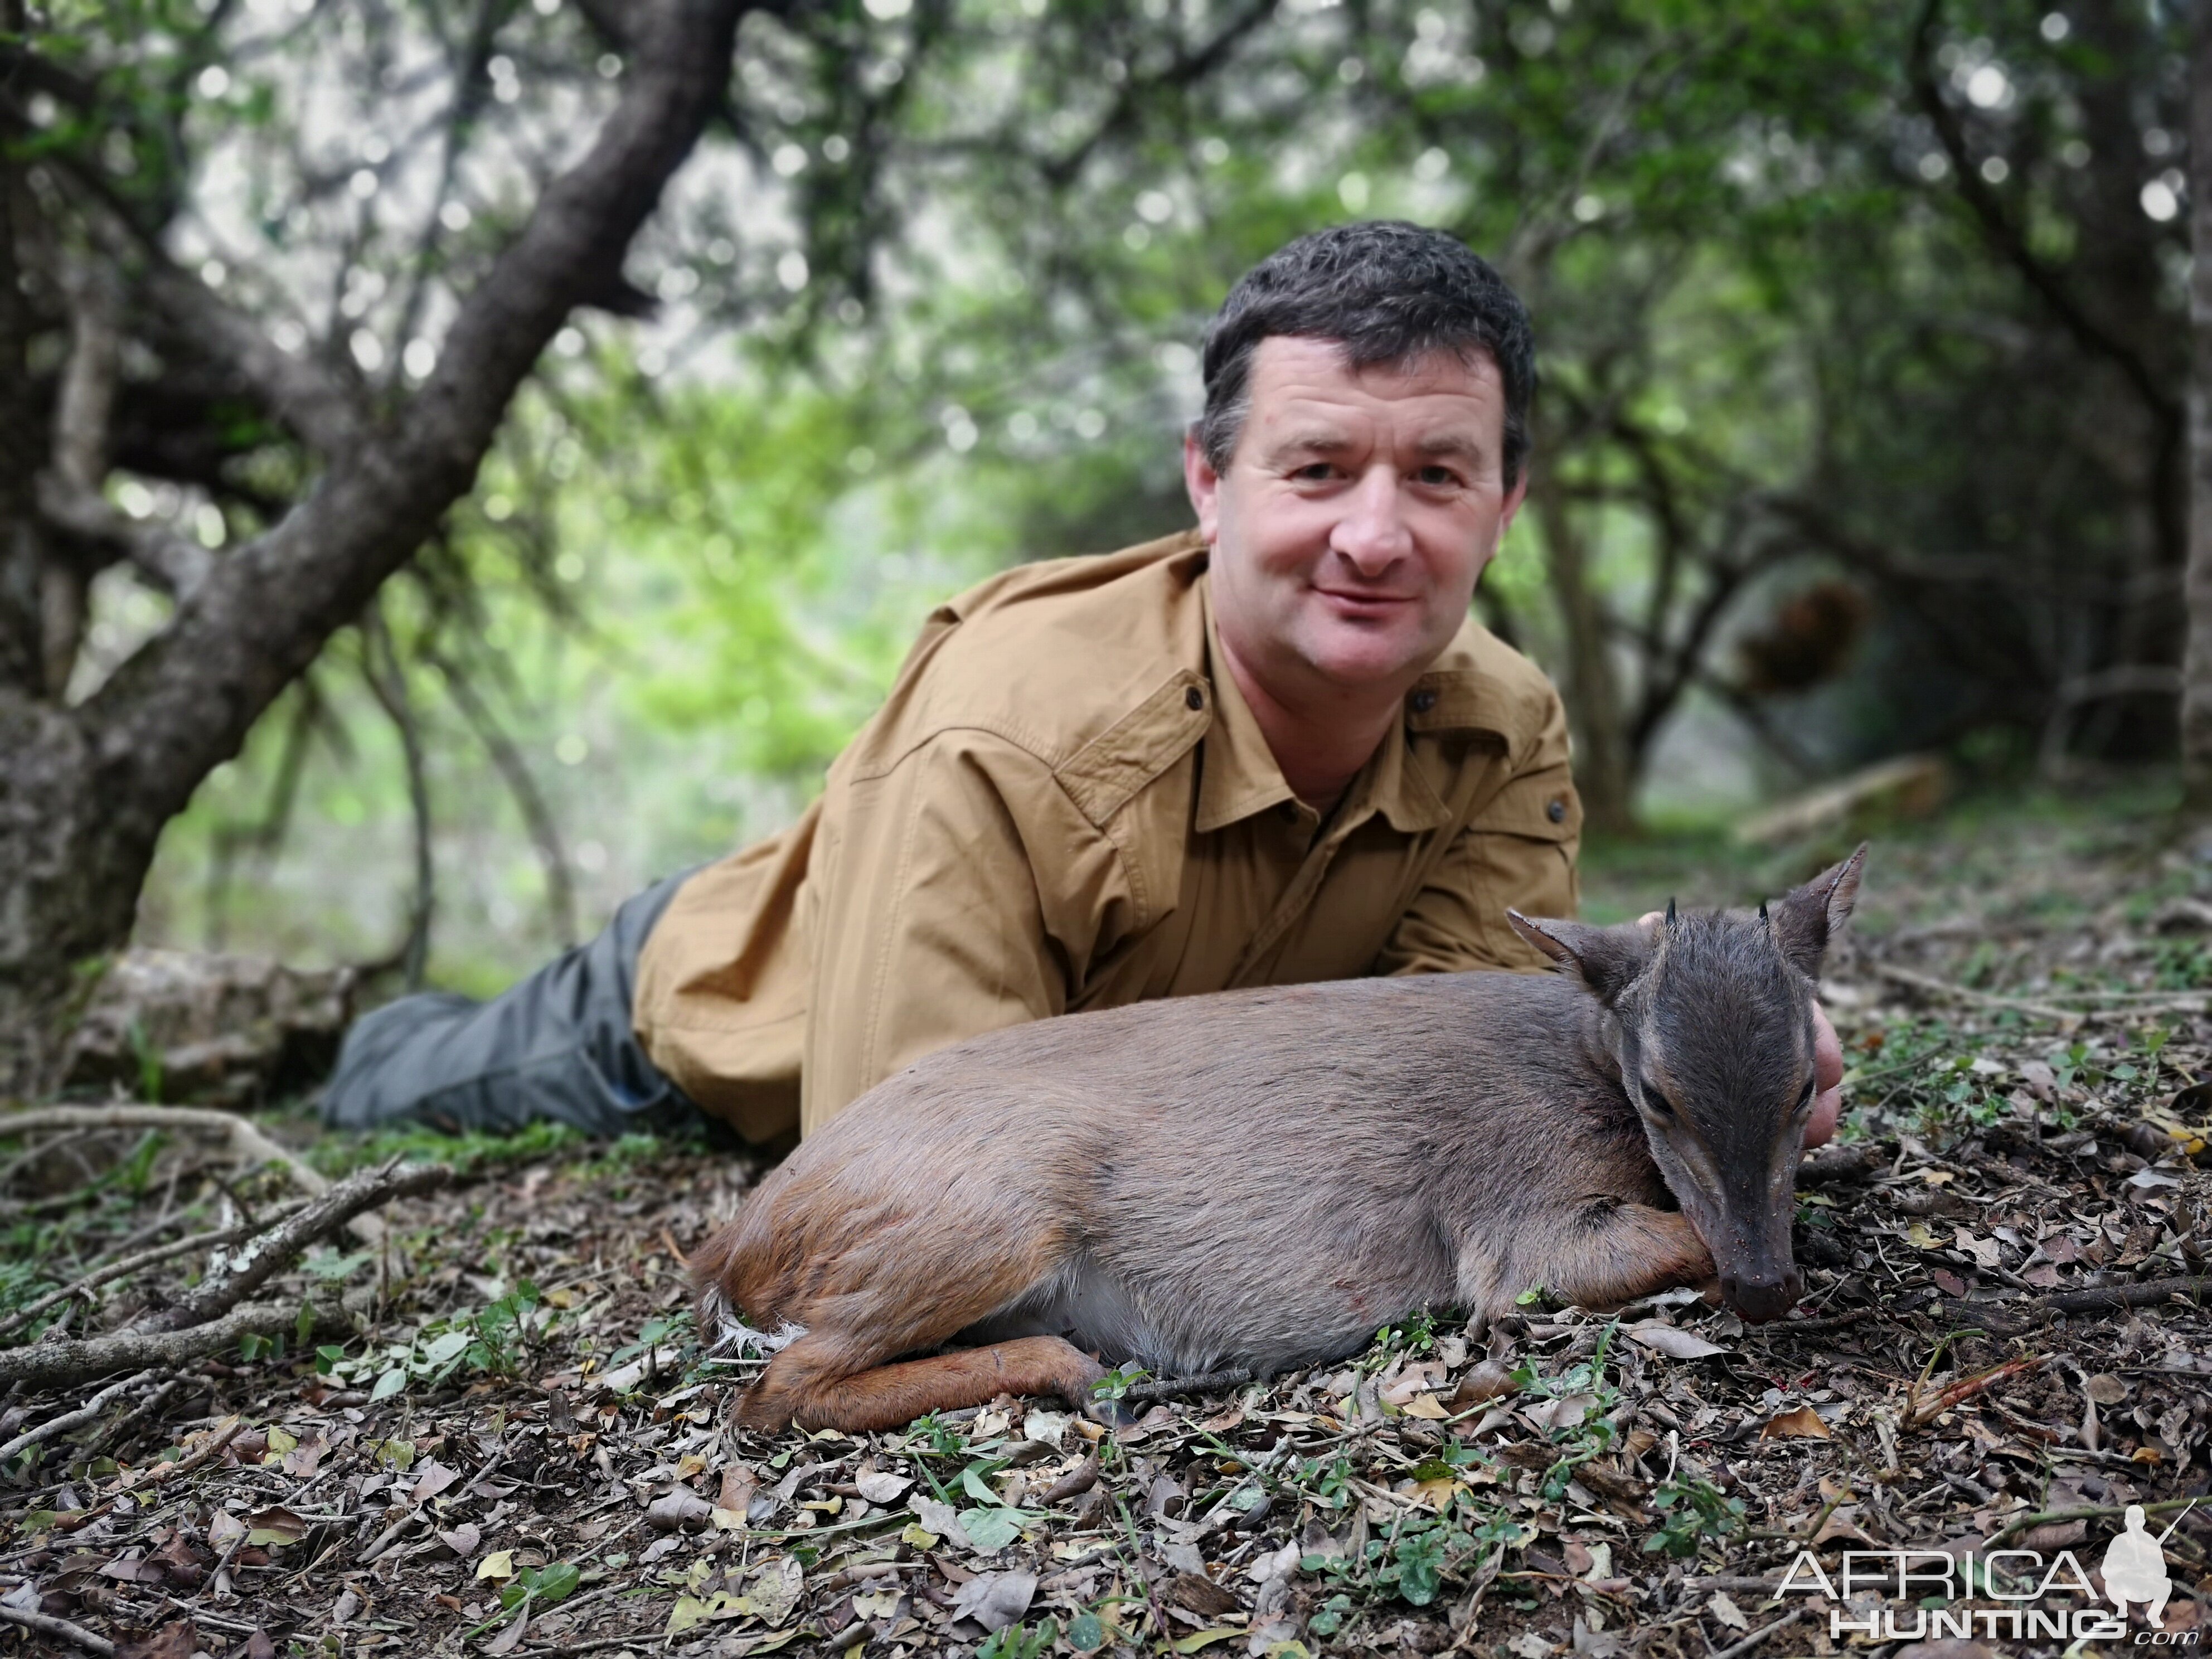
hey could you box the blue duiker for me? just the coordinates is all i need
[691,847,1865,1433]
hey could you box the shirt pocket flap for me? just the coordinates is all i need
[1467,772,1581,842]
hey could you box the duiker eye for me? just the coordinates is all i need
[1794,1076,1817,1112]
[1639,1081,1676,1119]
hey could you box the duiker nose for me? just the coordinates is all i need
[1720,1267,1803,1323]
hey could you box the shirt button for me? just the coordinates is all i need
[1547,798,1568,823]
[1185,685,1205,711]
[1409,688,1437,714]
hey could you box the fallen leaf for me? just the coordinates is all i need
[1760,1406,1831,1440]
[855,1469,912,1505]
[1449,1360,1521,1407]
[207,1511,247,1551]
[950,1569,1037,1632]
[331,1588,361,1624]
[281,1437,323,1479]
[1952,1229,2001,1268]
[1400,1394,1451,1420]
[744,1556,804,1627]
[1021,1409,1073,1449]
[1931,1268,1970,1298]
[2085,1374,2128,1405]
[1508,1633,1557,1659]
[910,1495,972,1550]
[242,1506,307,1548]
[483,1602,528,1656]
[410,1460,460,1502]
[477,1550,517,1581]
[1905,1223,1939,1249]
[646,1488,713,1531]
[1168,1571,1241,1617]
[1524,1394,1596,1433]
[2022,1262,2061,1288]
[114,1620,197,1659]
[1626,1322,1726,1360]
[1169,1629,1244,1655]
[2040,1233,2083,1264]
[436,1522,481,1557]
[1709,1590,1749,1631]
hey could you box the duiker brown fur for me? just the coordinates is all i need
[691,848,1865,1434]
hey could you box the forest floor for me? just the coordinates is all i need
[3,779,2210,1659]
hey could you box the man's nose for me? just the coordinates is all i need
[1331,467,1413,576]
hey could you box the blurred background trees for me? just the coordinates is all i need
[0,0,2195,1028]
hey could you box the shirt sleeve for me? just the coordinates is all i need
[1372,692,1583,976]
[799,730,1133,1133]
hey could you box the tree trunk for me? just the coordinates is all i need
[2183,0,2212,808]
[0,0,751,1097]
[1534,478,1634,836]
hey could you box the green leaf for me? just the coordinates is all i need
[1066,1611,1107,1653]
[958,1506,1022,1552]
[421,1328,472,1367]
[370,1367,408,1402]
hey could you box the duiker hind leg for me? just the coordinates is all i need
[1471,1202,1714,1318]
[740,1329,1108,1434]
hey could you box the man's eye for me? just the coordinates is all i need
[1292,463,1336,482]
[1414,465,1464,487]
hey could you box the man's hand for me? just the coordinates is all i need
[1637,908,1845,1147]
[1807,1000,1843,1148]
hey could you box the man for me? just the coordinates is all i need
[323,221,1844,1144]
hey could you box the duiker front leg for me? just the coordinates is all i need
[1466,1201,1714,1318]
[742,1330,1108,1434]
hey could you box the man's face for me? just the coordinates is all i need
[1186,334,1526,706]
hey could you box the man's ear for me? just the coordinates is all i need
[1506,912,1651,1005]
[1770,843,1867,977]
[1183,428,1222,544]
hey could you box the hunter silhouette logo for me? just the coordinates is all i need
[1775,1499,2200,1643]
[2103,1503,2189,1629]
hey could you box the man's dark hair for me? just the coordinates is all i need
[1195,221,1535,489]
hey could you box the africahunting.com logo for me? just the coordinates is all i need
[1776,1503,2198,1645]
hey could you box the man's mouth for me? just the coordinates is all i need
[1313,587,1417,614]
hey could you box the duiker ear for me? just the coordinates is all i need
[1769,843,1867,976]
[1506,912,1651,1005]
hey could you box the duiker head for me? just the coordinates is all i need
[1507,847,1866,1323]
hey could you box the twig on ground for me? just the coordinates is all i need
[133,1158,447,1333]
[1869,962,2086,1025]
[1907,1354,2047,1428]
[0,1104,373,1240]
[1984,1496,2204,1548]
[124,1414,242,1492]
[0,1201,311,1340]
[0,1369,155,1464]
[0,1299,336,1390]
[1710,1605,1806,1659]
[0,1601,115,1656]
[1118,1367,1254,1405]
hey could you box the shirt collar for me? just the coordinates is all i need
[1194,575,1458,837]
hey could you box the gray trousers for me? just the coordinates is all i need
[319,871,700,1137]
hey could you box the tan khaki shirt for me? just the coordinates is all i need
[633,530,1582,1141]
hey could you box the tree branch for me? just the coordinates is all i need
[0,1103,365,1238]
[133,1157,447,1333]
[1907,0,2181,433]
[0,1300,336,1389]
[77,0,754,865]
